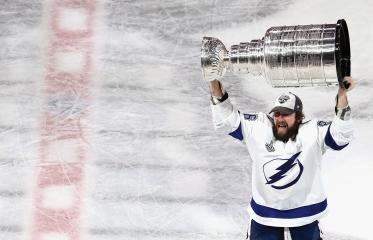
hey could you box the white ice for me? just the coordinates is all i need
[0,0,372,239]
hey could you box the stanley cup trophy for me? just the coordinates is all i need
[201,19,351,88]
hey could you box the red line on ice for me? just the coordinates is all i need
[31,0,95,239]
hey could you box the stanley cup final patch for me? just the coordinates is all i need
[265,140,275,152]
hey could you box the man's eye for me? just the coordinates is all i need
[274,112,290,117]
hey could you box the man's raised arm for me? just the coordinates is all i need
[335,76,355,120]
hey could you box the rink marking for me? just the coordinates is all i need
[40,233,70,240]
[51,0,94,38]
[57,8,90,32]
[41,185,76,210]
[45,139,80,163]
[32,0,95,240]
[54,51,87,73]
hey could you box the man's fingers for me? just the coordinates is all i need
[342,77,355,91]
[342,80,351,89]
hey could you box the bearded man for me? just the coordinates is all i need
[207,77,354,240]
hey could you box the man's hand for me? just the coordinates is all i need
[336,76,355,109]
[209,80,224,98]
[339,76,355,93]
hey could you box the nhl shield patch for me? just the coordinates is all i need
[278,94,290,103]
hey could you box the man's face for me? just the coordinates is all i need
[272,112,300,141]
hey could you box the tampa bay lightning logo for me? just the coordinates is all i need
[263,152,304,190]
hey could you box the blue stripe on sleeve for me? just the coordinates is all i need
[229,122,243,141]
[325,125,348,150]
[250,198,327,219]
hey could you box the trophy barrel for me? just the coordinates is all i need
[262,19,350,87]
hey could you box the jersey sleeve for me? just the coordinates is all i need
[211,98,243,139]
[210,98,263,142]
[317,116,354,153]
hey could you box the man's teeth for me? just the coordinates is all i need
[278,124,287,128]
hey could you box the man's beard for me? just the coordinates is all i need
[272,122,300,142]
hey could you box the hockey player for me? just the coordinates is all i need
[206,76,354,239]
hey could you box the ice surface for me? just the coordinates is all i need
[0,0,372,239]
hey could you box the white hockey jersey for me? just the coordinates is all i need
[211,98,353,227]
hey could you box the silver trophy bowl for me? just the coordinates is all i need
[201,19,351,88]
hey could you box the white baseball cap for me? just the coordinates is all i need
[269,92,303,115]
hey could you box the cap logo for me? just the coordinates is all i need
[278,95,290,104]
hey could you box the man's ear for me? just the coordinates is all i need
[296,116,302,123]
